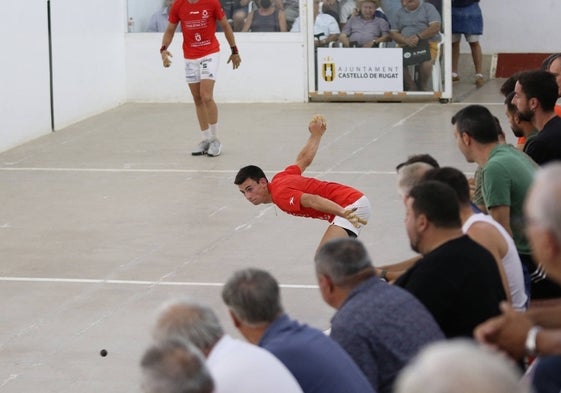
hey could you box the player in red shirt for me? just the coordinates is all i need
[160,0,241,157]
[235,115,371,249]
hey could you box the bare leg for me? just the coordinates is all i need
[403,69,417,91]
[317,225,352,252]
[452,40,460,75]
[419,60,433,91]
[200,79,218,125]
[188,82,209,131]
[469,41,483,75]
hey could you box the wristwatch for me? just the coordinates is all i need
[525,326,541,357]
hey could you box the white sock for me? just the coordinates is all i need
[209,123,218,139]
[201,129,211,140]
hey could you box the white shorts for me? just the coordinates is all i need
[331,195,371,237]
[452,33,480,43]
[184,52,220,84]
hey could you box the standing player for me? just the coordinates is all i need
[234,115,370,250]
[160,0,241,157]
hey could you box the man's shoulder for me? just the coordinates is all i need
[538,116,561,137]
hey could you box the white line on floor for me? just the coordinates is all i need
[0,276,318,289]
[0,167,397,175]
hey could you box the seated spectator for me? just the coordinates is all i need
[395,153,440,172]
[339,0,358,27]
[147,0,176,33]
[541,53,561,117]
[504,91,538,152]
[513,70,561,166]
[220,0,252,32]
[291,0,340,48]
[273,0,299,30]
[390,0,441,91]
[242,0,287,32]
[321,0,341,21]
[394,339,531,393]
[394,180,507,337]
[140,338,214,393]
[469,116,516,214]
[423,166,528,310]
[339,0,390,47]
[339,0,387,29]
[314,238,444,393]
[222,268,376,393]
[152,299,304,393]
[500,72,527,150]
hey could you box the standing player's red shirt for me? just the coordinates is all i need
[269,165,364,222]
[169,0,225,59]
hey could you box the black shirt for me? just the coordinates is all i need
[524,116,561,166]
[395,235,507,338]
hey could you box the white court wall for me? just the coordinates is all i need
[0,3,51,152]
[50,0,127,130]
[0,0,127,152]
[126,32,307,103]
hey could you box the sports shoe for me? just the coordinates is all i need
[452,73,460,82]
[191,139,210,156]
[475,74,485,88]
[206,138,222,157]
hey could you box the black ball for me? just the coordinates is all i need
[100,349,108,357]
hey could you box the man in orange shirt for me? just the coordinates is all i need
[234,115,370,249]
[160,0,241,157]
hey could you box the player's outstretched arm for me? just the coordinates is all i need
[301,195,368,228]
[295,114,327,173]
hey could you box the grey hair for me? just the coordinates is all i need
[394,339,530,393]
[141,337,214,393]
[527,163,561,245]
[222,268,283,325]
[152,299,224,352]
[314,238,372,285]
[397,162,434,198]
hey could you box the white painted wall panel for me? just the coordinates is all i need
[0,2,51,152]
[50,0,127,130]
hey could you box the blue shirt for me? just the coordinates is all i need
[331,276,444,393]
[259,315,376,393]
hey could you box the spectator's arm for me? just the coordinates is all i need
[338,32,350,47]
[390,29,408,46]
[488,205,513,237]
[278,9,288,32]
[417,21,441,40]
[241,11,254,32]
[527,305,561,328]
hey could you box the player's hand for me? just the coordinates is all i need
[227,54,241,69]
[161,50,173,68]
[344,208,368,228]
[308,114,327,136]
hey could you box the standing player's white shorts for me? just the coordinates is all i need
[331,195,371,237]
[184,52,220,84]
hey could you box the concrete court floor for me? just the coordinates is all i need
[0,79,509,392]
